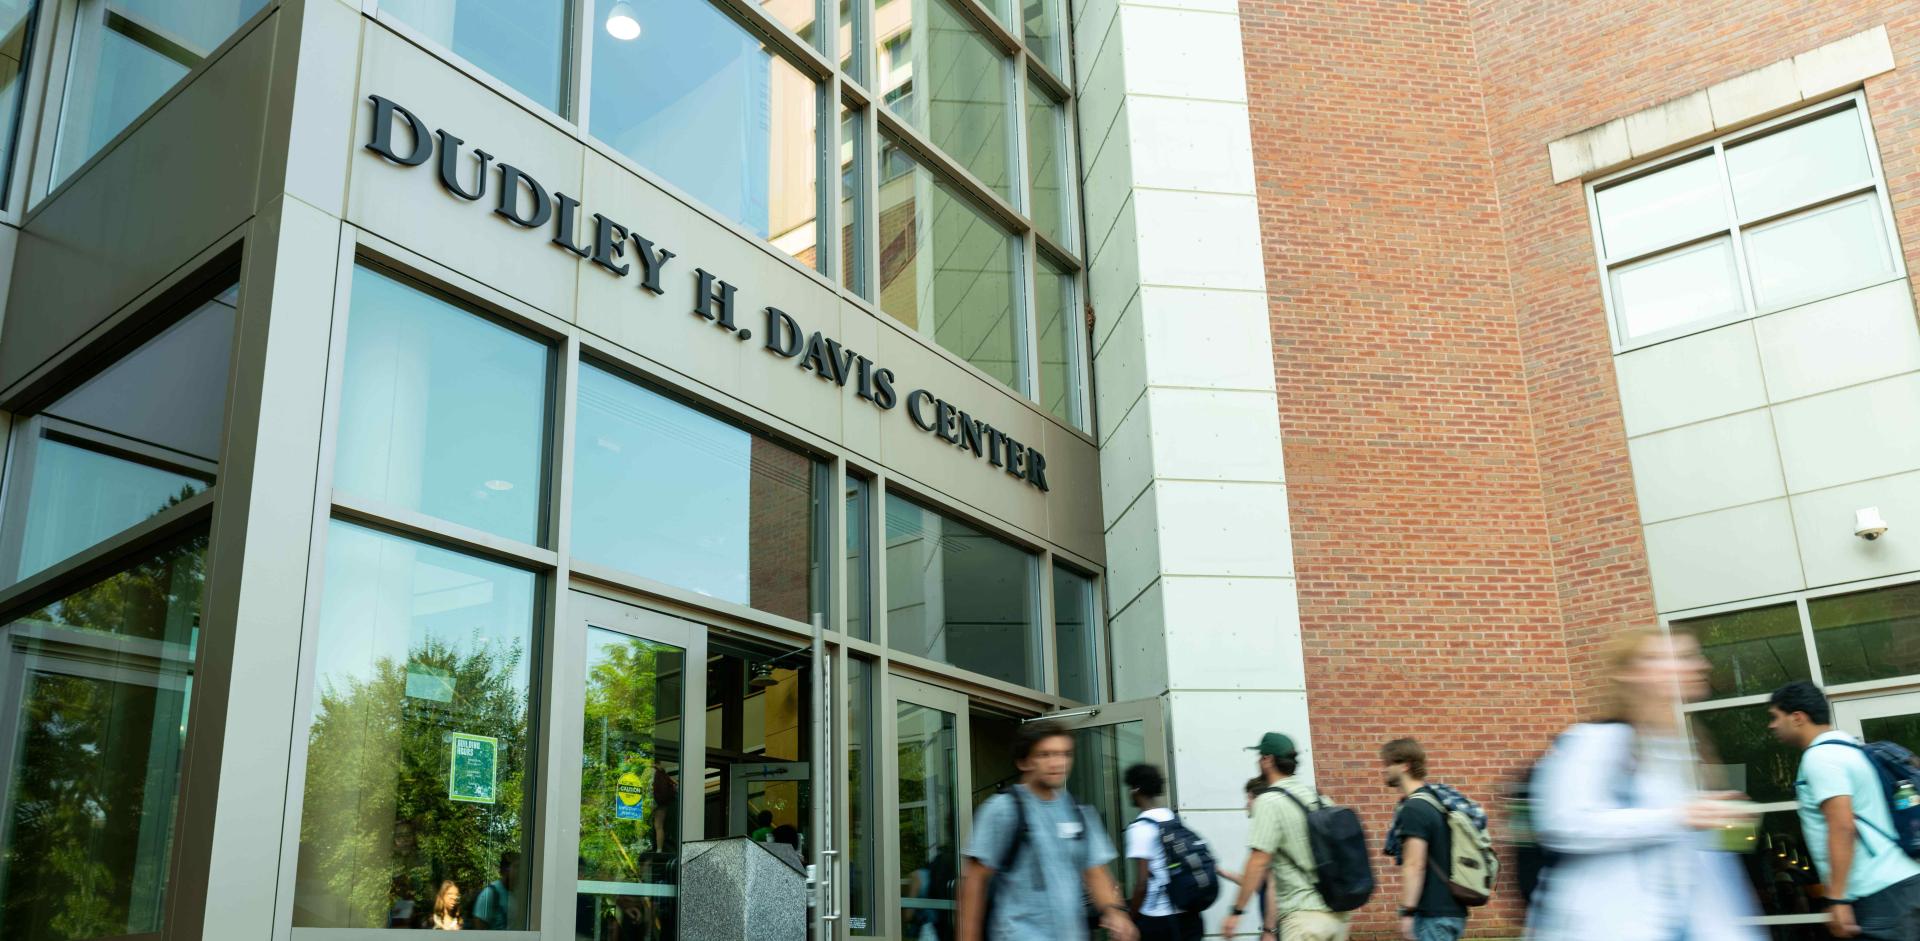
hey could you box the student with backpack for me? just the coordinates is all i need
[1222,732,1372,941]
[1527,626,1761,941]
[1380,738,1499,941]
[1767,681,1920,939]
[1124,763,1218,940]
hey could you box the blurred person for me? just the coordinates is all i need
[1525,625,1760,940]
[1768,681,1920,939]
[470,851,519,930]
[1222,733,1354,941]
[957,720,1137,941]
[1216,776,1277,939]
[429,879,462,930]
[1382,738,1490,941]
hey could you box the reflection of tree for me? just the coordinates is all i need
[301,636,527,927]
[1,536,205,941]
[1692,707,1797,803]
[579,636,679,937]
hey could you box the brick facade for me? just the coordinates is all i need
[1238,1,1920,935]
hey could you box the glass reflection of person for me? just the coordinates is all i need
[388,818,433,928]
[430,879,462,930]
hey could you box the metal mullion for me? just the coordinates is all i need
[568,558,817,640]
[875,105,1025,234]
[1796,595,1824,688]
[1731,180,1879,231]
[840,73,873,108]
[943,0,1019,56]
[1026,53,1072,103]
[329,491,560,571]
[570,0,594,127]
[885,646,1060,710]
[4,0,58,220]
[533,332,580,936]
[1678,691,1773,713]
[709,0,835,81]
[1600,224,1736,270]
[1852,92,1908,282]
[869,470,888,654]
[1038,551,1058,696]
[1013,54,1039,400]
[821,71,841,287]
[1034,226,1079,271]
[0,488,212,621]
[860,97,881,303]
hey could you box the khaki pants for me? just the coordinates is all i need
[1277,910,1349,941]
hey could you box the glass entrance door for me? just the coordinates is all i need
[1835,690,1920,748]
[1049,700,1168,903]
[568,591,708,941]
[886,676,970,941]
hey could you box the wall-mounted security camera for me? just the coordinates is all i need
[1856,506,1890,541]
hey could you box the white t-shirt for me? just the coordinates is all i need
[1126,807,1177,917]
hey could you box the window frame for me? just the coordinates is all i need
[1586,91,1905,354]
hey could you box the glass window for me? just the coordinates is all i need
[0,0,36,205]
[842,105,868,296]
[578,626,685,935]
[1034,253,1079,427]
[1728,109,1873,221]
[0,534,206,941]
[895,699,959,938]
[877,135,1024,391]
[591,0,822,270]
[380,0,568,113]
[572,362,822,623]
[886,0,1012,198]
[846,474,872,639]
[1688,704,1798,803]
[334,265,550,545]
[52,0,269,187]
[846,657,878,935]
[1742,811,1823,919]
[295,520,537,930]
[1811,583,1920,686]
[1608,236,1743,341]
[885,493,1037,687]
[1025,83,1068,248]
[1023,0,1063,75]
[1,284,235,586]
[1053,565,1098,703]
[1594,155,1725,262]
[1672,604,1810,700]
[1743,194,1894,310]
[704,640,813,852]
[838,0,861,80]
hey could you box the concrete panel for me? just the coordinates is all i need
[1124,96,1257,196]
[1708,61,1801,130]
[1115,6,1249,104]
[1645,499,1804,612]
[1613,320,1766,436]
[835,300,884,460]
[347,24,585,321]
[260,0,362,215]
[1108,578,1167,701]
[1138,286,1278,393]
[1088,194,1140,315]
[1092,290,1146,442]
[1627,409,1785,524]
[1041,419,1105,563]
[1794,26,1896,101]
[1156,480,1293,579]
[1547,118,1629,184]
[1132,189,1265,292]
[1625,91,1713,158]
[1099,397,1153,530]
[1081,106,1134,266]
[1161,576,1303,692]
[3,14,277,391]
[1073,0,1121,92]
[1167,689,1312,811]
[1105,483,1163,614]
[1753,280,1920,403]
[1149,388,1286,484]
[1773,373,1920,493]
[1791,470,1920,589]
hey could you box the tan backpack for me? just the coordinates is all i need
[1412,791,1498,906]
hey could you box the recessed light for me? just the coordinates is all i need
[484,479,514,492]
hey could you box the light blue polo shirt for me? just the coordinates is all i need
[1796,730,1920,900]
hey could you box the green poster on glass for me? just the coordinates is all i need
[449,732,498,804]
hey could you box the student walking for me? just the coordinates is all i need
[1381,738,1485,941]
[1222,732,1356,941]
[1124,763,1210,941]
[1217,776,1278,939]
[1767,681,1920,939]
[1526,626,1761,941]
[956,721,1138,941]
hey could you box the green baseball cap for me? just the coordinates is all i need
[1248,732,1298,757]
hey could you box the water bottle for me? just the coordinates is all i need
[1893,780,1917,812]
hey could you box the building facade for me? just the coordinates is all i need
[0,1,1916,940]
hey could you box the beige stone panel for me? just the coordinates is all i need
[835,300,885,462]
[347,24,584,322]
[1040,417,1104,563]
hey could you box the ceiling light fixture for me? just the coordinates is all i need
[606,0,641,40]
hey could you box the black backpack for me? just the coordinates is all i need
[1138,814,1221,912]
[1265,786,1374,912]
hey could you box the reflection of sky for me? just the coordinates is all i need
[17,439,205,580]
[590,1,771,234]
[311,521,534,705]
[572,364,753,605]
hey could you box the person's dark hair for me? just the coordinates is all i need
[1123,763,1165,798]
[1013,719,1072,764]
[754,810,773,828]
[500,851,521,869]
[1380,738,1427,779]
[1770,681,1832,725]
[1244,776,1266,797]
[1263,752,1299,776]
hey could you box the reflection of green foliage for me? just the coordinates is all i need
[579,636,682,934]
[301,636,527,927]
[1692,705,1799,803]
[1,536,204,941]
[1678,604,1810,698]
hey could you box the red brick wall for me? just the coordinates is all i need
[1240,0,1920,936]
